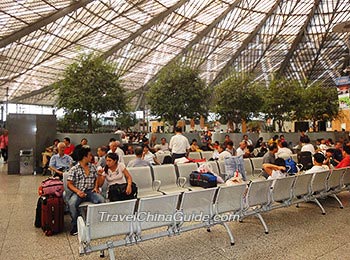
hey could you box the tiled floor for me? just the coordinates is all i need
[1,162,350,259]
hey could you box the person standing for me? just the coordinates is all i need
[169,127,190,163]
[0,129,8,163]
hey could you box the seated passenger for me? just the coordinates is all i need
[96,146,108,168]
[63,137,75,156]
[67,146,104,235]
[276,141,293,158]
[301,137,315,154]
[127,146,151,167]
[125,145,135,155]
[336,145,350,168]
[142,145,160,165]
[261,143,279,179]
[71,138,88,162]
[190,139,201,152]
[263,157,287,180]
[217,144,232,160]
[159,137,170,152]
[305,153,329,174]
[225,141,236,156]
[236,141,249,157]
[98,153,134,202]
[49,142,73,179]
[42,138,59,175]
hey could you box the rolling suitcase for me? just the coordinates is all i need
[41,196,64,236]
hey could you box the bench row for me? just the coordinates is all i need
[77,167,350,259]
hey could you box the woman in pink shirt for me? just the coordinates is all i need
[0,129,8,163]
[336,145,350,169]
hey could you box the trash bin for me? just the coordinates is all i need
[20,149,34,175]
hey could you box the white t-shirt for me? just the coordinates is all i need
[160,143,169,151]
[102,163,126,186]
[236,147,245,157]
[169,134,190,154]
[218,151,232,160]
[301,143,315,154]
[276,147,293,158]
[305,165,329,175]
[143,151,155,164]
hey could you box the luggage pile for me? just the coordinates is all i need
[34,177,64,236]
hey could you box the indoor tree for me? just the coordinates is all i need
[146,61,209,130]
[55,52,127,133]
[299,83,339,131]
[213,72,263,132]
[262,77,304,132]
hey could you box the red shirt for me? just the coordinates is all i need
[336,155,350,168]
[64,144,75,155]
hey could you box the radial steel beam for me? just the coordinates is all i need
[305,0,342,84]
[276,0,321,77]
[209,0,283,88]
[134,0,243,110]
[0,0,94,49]
[102,0,189,59]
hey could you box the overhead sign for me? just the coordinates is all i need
[335,76,350,86]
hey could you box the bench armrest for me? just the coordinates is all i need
[153,180,161,191]
[178,177,186,188]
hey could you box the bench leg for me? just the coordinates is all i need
[313,198,326,215]
[330,194,344,209]
[222,222,235,246]
[256,213,269,234]
[106,241,115,260]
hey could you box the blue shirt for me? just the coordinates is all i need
[49,154,73,171]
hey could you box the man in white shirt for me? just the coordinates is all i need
[159,137,170,152]
[108,141,125,164]
[276,141,293,158]
[305,153,329,175]
[242,134,253,146]
[169,127,190,163]
[218,144,232,160]
[236,141,247,157]
[301,137,315,155]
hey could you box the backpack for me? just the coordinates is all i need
[284,158,298,175]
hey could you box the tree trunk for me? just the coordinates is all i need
[173,119,177,133]
[87,113,93,133]
[313,119,317,132]
[227,120,234,133]
[277,120,283,132]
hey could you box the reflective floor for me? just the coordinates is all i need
[1,161,350,260]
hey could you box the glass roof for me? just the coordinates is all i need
[0,0,349,107]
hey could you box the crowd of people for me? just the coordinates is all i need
[40,129,350,236]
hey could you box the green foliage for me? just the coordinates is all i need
[339,96,350,107]
[213,73,263,128]
[262,78,303,131]
[300,83,339,131]
[57,111,102,133]
[146,61,209,129]
[115,112,138,130]
[55,52,127,133]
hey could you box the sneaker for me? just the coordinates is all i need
[70,227,78,236]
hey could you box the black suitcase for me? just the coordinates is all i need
[298,151,313,170]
